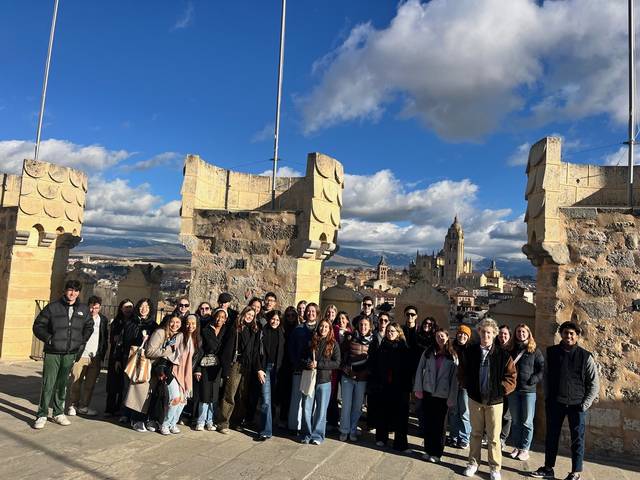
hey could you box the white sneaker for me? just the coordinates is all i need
[205,424,216,431]
[339,433,348,441]
[170,426,181,434]
[463,463,478,477]
[195,423,204,431]
[517,450,530,461]
[146,421,157,432]
[489,469,501,480]
[160,425,171,435]
[78,407,98,416]
[133,421,147,432]
[428,456,440,463]
[67,406,77,416]
[34,417,47,429]
[349,433,358,442]
[53,414,71,426]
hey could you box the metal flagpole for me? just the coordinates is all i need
[629,0,636,207]
[34,0,60,162]
[271,0,287,209]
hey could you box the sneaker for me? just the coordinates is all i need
[310,439,320,445]
[78,407,98,416]
[195,423,204,431]
[458,441,469,449]
[509,448,520,459]
[34,416,47,429]
[564,474,582,480]
[219,427,231,434]
[463,463,478,477]
[132,421,147,432]
[300,438,310,444]
[429,456,440,463]
[375,441,385,447]
[349,433,358,442]
[481,438,488,447]
[489,469,502,480]
[339,433,348,441]
[205,424,216,431]
[421,453,431,461]
[146,421,157,432]
[254,435,269,442]
[517,450,530,461]
[67,406,77,416]
[53,414,71,426]
[530,466,555,478]
[160,426,171,435]
[446,436,456,447]
[169,426,181,434]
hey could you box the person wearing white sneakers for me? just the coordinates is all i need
[67,295,108,417]
[32,280,93,429]
[458,318,516,480]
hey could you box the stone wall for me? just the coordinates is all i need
[523,137,640,457]
[180,153,343,308]
[117,264,163,309]
[0,160,86,359]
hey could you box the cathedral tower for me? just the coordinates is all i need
[443,216,465,286]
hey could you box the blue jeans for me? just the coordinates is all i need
[259,363,277,437]
[288,373,303,431]
[162,379,186,429]
[509,391,536,450]
[545,401,586,473]
[339,376,367,435]
[197,402,215,427]
[302,381,331,443]
[448,387,470,443]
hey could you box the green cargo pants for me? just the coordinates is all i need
[36,352,76,418]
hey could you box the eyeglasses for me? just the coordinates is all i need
[179,303,190,308]
[380,318,390,323]
[363,303,373,307]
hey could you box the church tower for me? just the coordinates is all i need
[376,255,389,282]
[443,216,465,286]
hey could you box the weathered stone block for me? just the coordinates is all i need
[624,418,640,432]
[577,273,614,296]
[588,408,621,428]
[622,279,640,293]
[607,251,636,269]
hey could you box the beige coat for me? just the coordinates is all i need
[123,330,180,413]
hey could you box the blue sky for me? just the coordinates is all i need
[0,0,634,259]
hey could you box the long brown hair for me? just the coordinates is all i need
[163,314,182,339]
[513,323,537,353]
[310,319,336,358]
[181,314,201,348]
[432,327,457,360]
[236,306,258,333]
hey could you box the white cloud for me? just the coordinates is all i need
[257,166,303,177]
[602,146,639,166]
[251,123,275,143]
[84,176,180,241]
[171,2,195,31]
[507,143,531,167]
[299,0,629,141]
[0,139,130,175]
[338,168,525,258]
[121,152,182,172]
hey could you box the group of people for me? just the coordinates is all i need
[32,282,599,480]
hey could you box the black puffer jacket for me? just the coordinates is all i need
[33,297,93,354]
[510,342,544,393]
[121,315,159,363]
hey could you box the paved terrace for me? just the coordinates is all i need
[0,361,638,480]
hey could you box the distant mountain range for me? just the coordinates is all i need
[74,236,536,278]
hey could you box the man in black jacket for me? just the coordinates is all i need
[32,280,93,429]
[531,322,599,480]
[67,295,108,417]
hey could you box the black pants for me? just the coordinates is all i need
[376,389,409,451]
[501,396,512,443]
[277,361,293,423]
[105,362,124,414]
[423,393,448,458]
[545,401,586,473]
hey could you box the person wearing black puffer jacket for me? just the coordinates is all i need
[33,280,93,429]
[506,324,544,462]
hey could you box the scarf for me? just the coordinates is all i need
[172,336,194,400]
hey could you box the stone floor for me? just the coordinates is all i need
[0,360,638,480]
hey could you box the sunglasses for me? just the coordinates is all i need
[179,303,190,308]
[363,303,373,307]
[405,312,417,317]
[200,306,211,311]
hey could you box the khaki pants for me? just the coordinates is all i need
[68,356,101,409]
[468,398,503,470]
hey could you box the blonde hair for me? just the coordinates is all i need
[514,323,537,353]
[477,317,498,335]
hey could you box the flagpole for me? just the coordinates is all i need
[34,0,60,162]
[271,0,287,209]
[629,0,635,207]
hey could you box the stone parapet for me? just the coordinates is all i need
[180,153,343,308]
[0,160,86,359]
